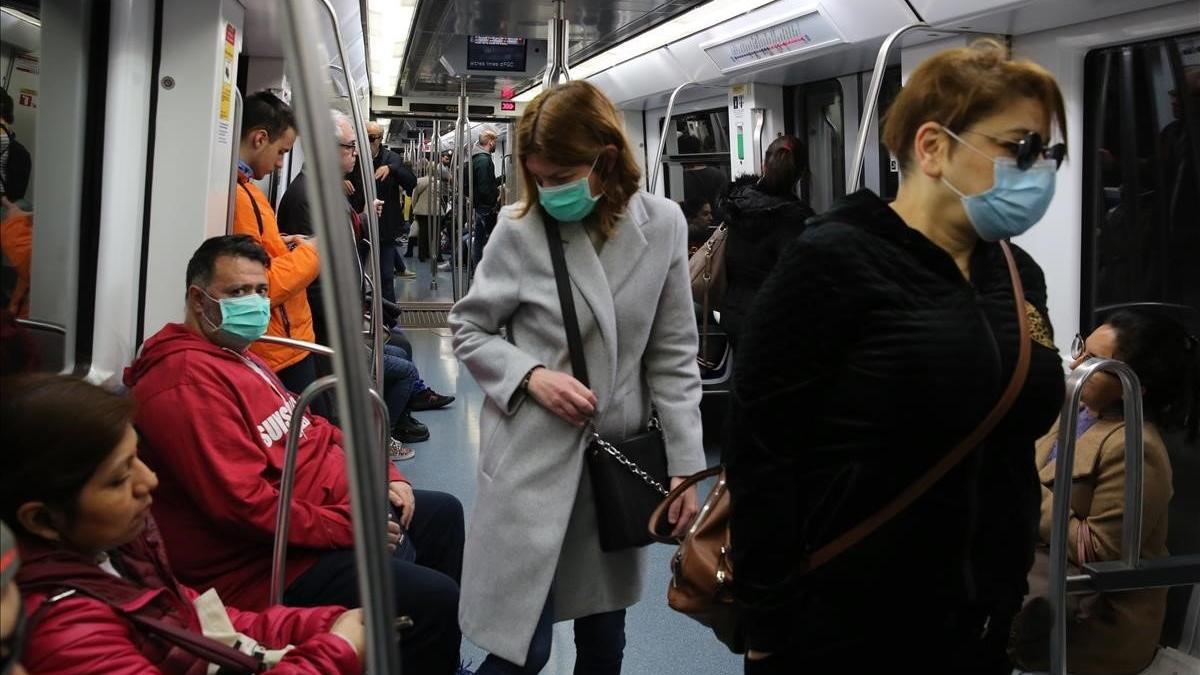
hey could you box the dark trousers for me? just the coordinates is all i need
[472,207,496,267]
[383,344,418,427]
[477,592,626,675]
[284,489,465,675]
[416,215,438,261]
[380,241,400,303]
[276,354,332,419]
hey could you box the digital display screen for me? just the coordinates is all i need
[467,36,527,72]
[500,101,517,112]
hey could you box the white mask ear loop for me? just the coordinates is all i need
[939,126,990,199]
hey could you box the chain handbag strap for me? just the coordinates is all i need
[588,424,670,497]
[543,215,668,496]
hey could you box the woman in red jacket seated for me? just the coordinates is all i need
[0,373,366,674]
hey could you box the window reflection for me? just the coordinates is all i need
[1,0,39,318]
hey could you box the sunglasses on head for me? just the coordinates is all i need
[970,129,1066,170]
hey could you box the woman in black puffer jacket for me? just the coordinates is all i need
[719,135,815,347]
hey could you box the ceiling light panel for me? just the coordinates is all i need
[368,0,418,96]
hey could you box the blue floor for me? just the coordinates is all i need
[395,327,740,675]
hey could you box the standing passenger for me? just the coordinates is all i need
[718,135,814,347]
[449,80,705,674]
[469,127,500,266]
[726,40,1069,674]
[368,120,418,293]
[232,91,322,397]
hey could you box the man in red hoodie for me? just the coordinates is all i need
[125,235,465,675]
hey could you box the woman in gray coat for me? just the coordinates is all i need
[449,81,706,674]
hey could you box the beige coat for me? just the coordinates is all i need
[1032,415,1173,675]
[448,191,707,665]
[411,175,435,217]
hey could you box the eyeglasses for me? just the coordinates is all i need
[338,141,357,151]
[966,129,1066,170]
[1070,332,1087,360]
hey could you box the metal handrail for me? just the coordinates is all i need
[256,334,335,357]
[848,23,1000,192]
[226,88,243,234]
[649,82,728,192]
[431,120,442,291]
[313,0,384,398]
[277,2,400,673]
[269,375,390,605]
[1048,358,1144,675]
[15,318,67,335]
[452,79,467,301]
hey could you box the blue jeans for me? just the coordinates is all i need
[476,592,626,675]
[383,343,418,427]
[472,207,495,267]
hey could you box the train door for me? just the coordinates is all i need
[795,78,846,213]
[658,106,732,221]
[1080,31,1200,648]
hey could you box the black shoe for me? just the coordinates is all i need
[410,388,455,411]
[393,412,430,443]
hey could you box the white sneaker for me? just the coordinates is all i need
[388,438,415,461]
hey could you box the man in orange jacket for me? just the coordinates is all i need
[232,91,323,401]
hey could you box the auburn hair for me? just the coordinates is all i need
[516,81,642,239]
[882,39,1067,173]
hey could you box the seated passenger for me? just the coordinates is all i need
[718,134,814,348]
[1013,309,1198,674]
[1,522,28,675]
[123,235,465,675]
[0,374,365,674]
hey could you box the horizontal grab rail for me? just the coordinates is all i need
[256,334,335,357]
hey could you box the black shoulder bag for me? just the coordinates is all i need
[542,216,672,552]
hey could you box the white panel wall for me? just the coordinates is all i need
[622,109,648,187]
[1010,1,1199,355]
[88,0,155,384]
[142,0,244,341]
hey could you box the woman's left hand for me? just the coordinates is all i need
[667,477,699,538]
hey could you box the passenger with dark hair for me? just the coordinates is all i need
[718,134,814,346]
[232,90,324,400]
[677,132,728,224]
[0,374,366,674]
[0,86,32,213]
[1013,309,1198,675]
[727,41,1069,673]
[125,235,465,674]
[680,196,713,255]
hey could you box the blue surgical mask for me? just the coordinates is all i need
[941,128,1057,241]
[198,288,270,350]
[537,156,601,222]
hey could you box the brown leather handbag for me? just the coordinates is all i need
[688,224,729,367]
[650,240,1034,654]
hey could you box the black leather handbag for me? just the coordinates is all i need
[543,216,671,552]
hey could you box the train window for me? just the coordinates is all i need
[1081,33,1200,327]
[660,108,732,221]
[1,1,40,313]
[0,0,106,372]
[798,78,845,213]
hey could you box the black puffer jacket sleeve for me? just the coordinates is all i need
[725,223,869,650]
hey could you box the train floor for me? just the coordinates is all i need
[397,327,740,674]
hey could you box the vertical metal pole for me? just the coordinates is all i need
[543,0,571,89]
[431,121,441,291]
[1048,358,1145,675]
[276,2,400,673]
[226,89,243,234]
[453,80,468,300]
[313,0,384,396]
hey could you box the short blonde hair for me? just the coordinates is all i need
[478,127,498,145]
[515,81,641,238]
[882,39,1067,173]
